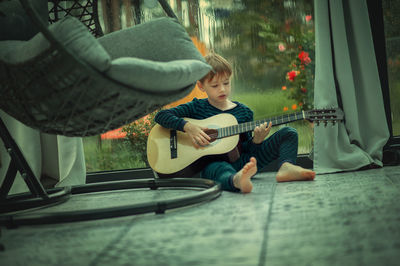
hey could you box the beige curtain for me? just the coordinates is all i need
[313,0,390,173]
[0,111,86,194]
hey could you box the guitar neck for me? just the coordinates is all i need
[217,111,305,138]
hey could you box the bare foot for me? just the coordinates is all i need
[276,162,316,182]
[233,157,257,193]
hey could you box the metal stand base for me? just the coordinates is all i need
[0,117,221,227]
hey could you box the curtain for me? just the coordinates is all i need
[40,134,86,187]
[313,0,390,174]
[0,111,86,194]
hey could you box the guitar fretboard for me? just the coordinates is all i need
[217,111,305,138]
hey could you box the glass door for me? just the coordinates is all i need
[83,0,315,173]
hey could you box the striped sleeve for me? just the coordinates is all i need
[154,100,197,131]
[239,105,254,143]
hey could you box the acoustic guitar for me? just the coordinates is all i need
[147,108,344,177]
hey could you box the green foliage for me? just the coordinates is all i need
[121,111,158,166]
[283,50,314,110]
[217,0,315,92]
[253,1,315,110]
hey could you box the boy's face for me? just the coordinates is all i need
[198,73,231,105]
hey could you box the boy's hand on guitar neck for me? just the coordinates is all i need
[252,121,272,144]
[183,122,211,148]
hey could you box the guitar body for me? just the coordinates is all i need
[147,113,239,176]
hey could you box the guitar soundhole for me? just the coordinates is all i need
[204,128,218,143]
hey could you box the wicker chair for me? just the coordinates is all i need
[0,0,220,225]
[48,0,104,37]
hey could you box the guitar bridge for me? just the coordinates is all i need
[170,130,177,159]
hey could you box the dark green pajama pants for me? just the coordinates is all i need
[200,127,299,192]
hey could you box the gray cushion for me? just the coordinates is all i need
[107,57,212,92]
[0,16,111,72]
[98,17,206,63]
[0,15,209,93]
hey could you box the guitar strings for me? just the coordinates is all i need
[208,133,218,138]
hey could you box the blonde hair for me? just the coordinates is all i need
[199,53,232,83]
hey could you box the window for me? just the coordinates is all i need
[83,0,315,173]
[383,0,400,137]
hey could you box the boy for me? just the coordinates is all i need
[154,53,315,193]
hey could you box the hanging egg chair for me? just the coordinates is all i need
[0,0,221,226]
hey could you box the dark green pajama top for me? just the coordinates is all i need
[154,97,256,151]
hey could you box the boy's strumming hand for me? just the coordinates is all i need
[184,122,211,148]
[252,121,272,144]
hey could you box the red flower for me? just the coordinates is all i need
[298,51,311,65]
[305,15,312,22]
[301,88,307,93]
[287,70,298,81]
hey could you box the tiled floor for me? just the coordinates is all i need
[1,165,400,266]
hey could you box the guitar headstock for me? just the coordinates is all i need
[304,108,344,126]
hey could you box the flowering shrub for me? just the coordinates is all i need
[263,14,315,112]
[282,49,314,111]
[122,111,157,166]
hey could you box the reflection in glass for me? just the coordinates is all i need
[84,0,315,172]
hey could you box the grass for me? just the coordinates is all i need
[83,136,147,173]
[83,90,314,172]
[233,90,314,154]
